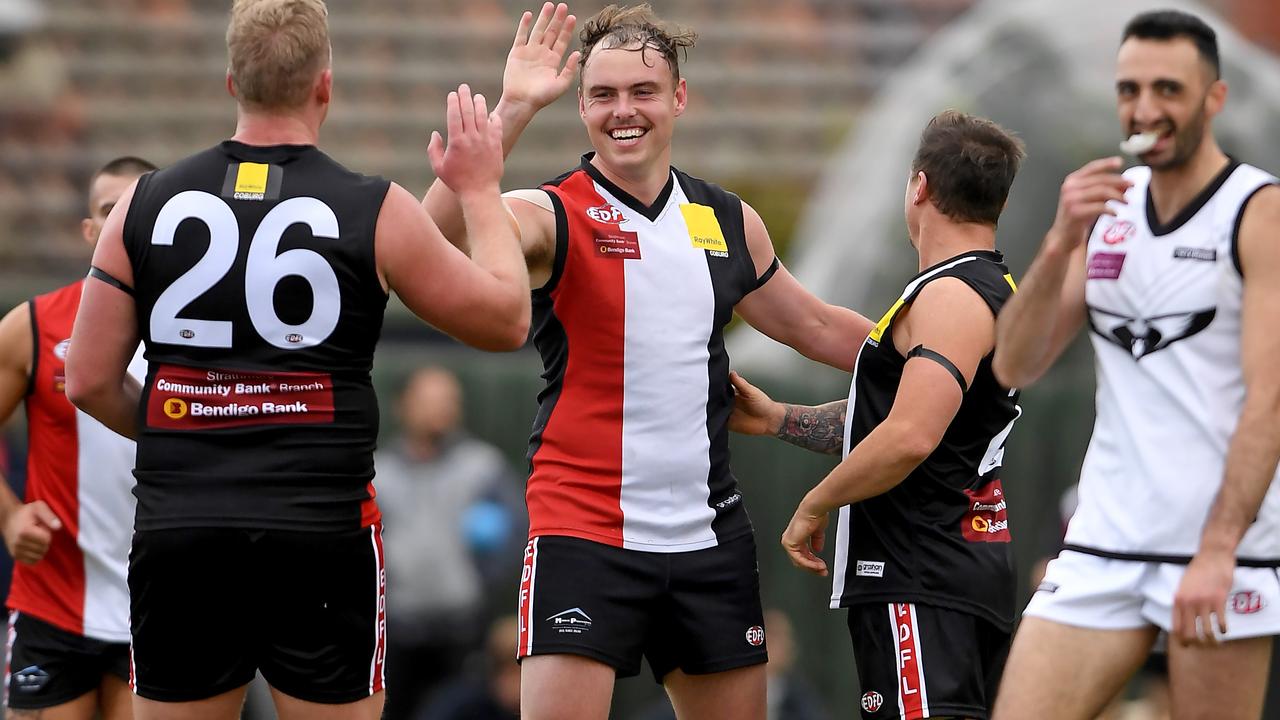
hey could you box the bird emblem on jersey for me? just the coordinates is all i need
[1087,305,1216,359]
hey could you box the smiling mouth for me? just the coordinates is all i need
[608,127,648,144]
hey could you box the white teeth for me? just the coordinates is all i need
[1120,131,1160,155]
[610,128,645,140]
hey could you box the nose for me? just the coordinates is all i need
[1131,88,1162,130]
[613,94,636,119]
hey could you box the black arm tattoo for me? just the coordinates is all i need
[775,400,847,455]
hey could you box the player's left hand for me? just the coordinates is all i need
[1172,549,1234,646]
[429,84,505,195]
[781,505,829,576]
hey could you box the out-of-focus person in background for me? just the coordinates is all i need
[420,615,521,720]
[731,110,1025,720]
[63,0,530,717]
[0,156,153,720]
[992,9,1280,720]
[376,366,525,720]
[425,4,874,717]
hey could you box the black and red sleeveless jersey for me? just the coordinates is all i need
[525,155,765,552]
[121,141,390,532]
[829,250,1021,628]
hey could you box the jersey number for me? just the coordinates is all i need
[978,404,1021,476]
[150,191,341,350]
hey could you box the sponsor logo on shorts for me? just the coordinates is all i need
[861,690,884,712]
[745,625,765,647]
[856,560,885,578]
[1231,590,1266,615]
[547,607,593,635]
[961,479,1011,543]
[1173,246,1216,262]
[11,665,49,693]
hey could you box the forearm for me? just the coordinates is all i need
[457,187,532,323]
[422,98,538,252]
[775,401,847,455]
[69,377,140,441]
[993,238,1073,386]
[1199,395,1280,556]
[800,421,929,514]
[796,307,871,373]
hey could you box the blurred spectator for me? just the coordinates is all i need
[631,609,828,720]
[376,366,526,720]
[420,615,521,720]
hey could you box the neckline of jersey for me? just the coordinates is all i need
[910,249,1004,281]
[578,153,675,223]
[1144,156,1241,237]
[220,140,316,164]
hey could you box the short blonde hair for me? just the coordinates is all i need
[227,0,330,111]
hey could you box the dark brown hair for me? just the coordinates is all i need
[579,4,697,84]
[911,111,1025,226]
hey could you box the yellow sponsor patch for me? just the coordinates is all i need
[234,162,269,195]
[1003,273,1017,292]
[868,298,905,344]
[680,203,729,253]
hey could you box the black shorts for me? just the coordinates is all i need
[517,533,768,682]
[847,602,1010,720]
[129,524,387,704]
[4,611,129,710]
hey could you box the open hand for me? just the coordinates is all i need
[428,84,506,196]
[503,3,581,112]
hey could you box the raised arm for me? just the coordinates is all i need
[0,303,64,564]
[735,202,874,372]
[993,157,1131,388]
[1173,184,1280,646]
[379,86,530,351]
[781,278,995,575]
[66,182,144,440]
[422,2,579,251]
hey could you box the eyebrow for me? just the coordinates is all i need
[587,80,662,94]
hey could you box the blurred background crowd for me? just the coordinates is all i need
[1,0,1279,718]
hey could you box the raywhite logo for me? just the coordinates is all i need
[547,608,593,634]
[856,560,885,578]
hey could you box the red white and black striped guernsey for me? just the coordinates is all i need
[526,155,767,552]
[9,280,144,643]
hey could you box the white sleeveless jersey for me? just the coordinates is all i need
[1065,161,1280,564]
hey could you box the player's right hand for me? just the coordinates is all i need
[503,3,580,113]
[428,84,506,196]
[1047,157,1132,251]
[2,501,62,565]
[728,371,784,436]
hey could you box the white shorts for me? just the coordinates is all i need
[1023,550,1280,640]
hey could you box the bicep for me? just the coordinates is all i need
[1237,187,1280,392]
[0,304,33,422]
[69,273,139,386]
[505,195,556,283]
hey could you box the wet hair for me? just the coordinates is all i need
[579,4,697,84]
[227,0,331,110]
[1123,10,1220,79]
[910,110,1025,226]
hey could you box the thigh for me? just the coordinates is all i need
[1144,564,1280,640]
[133,685,249,720]
[651,533,767,682]
[663,664,765,720]
[520,654,615,720]
[517,536,662,678]
[259,523,387,705]
[1166,636,1272,720]
[6,611,111,714]
[270,684,385,720]
[129,528,258,702]
[847,603,1004,720]
[991,617,1157,720]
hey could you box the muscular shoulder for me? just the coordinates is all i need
[0,301,32,380]
[1238,184,1280,279]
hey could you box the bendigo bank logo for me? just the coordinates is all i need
[163,398,188,419]
[961,479,1011,543]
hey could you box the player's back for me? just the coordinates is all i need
[122,141,391,532]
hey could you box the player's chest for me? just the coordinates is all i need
[1084,214,1229,314]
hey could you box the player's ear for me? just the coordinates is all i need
[673,77,687,117]
[1205,78,1227,119]
[913,171,929,206]
[81,218,95,246]
[226,71,237,99]
[316,68,332,105]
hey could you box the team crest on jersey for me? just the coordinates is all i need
[1087,305,1216,360]
[586,203,625,224]
[1102,220,1135,245]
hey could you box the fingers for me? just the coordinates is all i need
[1076,156,1125,176]
[512,10,534,48]
[445,90,462,143]
[427,130,444,176]
[782,540,828,576]
[458,84,476,135]
[728,371,757,398]
[529,2,555,43]
[29,501,61,531]
[14,526,51,565]
[559,50,582,83]
[551,14,578,56]
[472,91,489,134]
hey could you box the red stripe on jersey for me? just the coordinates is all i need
[517,538,538,658]
[369,523,386,694]
[9,282,87,636]
[527,171,626,546]
[891,603,927,719]
[360,482,381,528]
